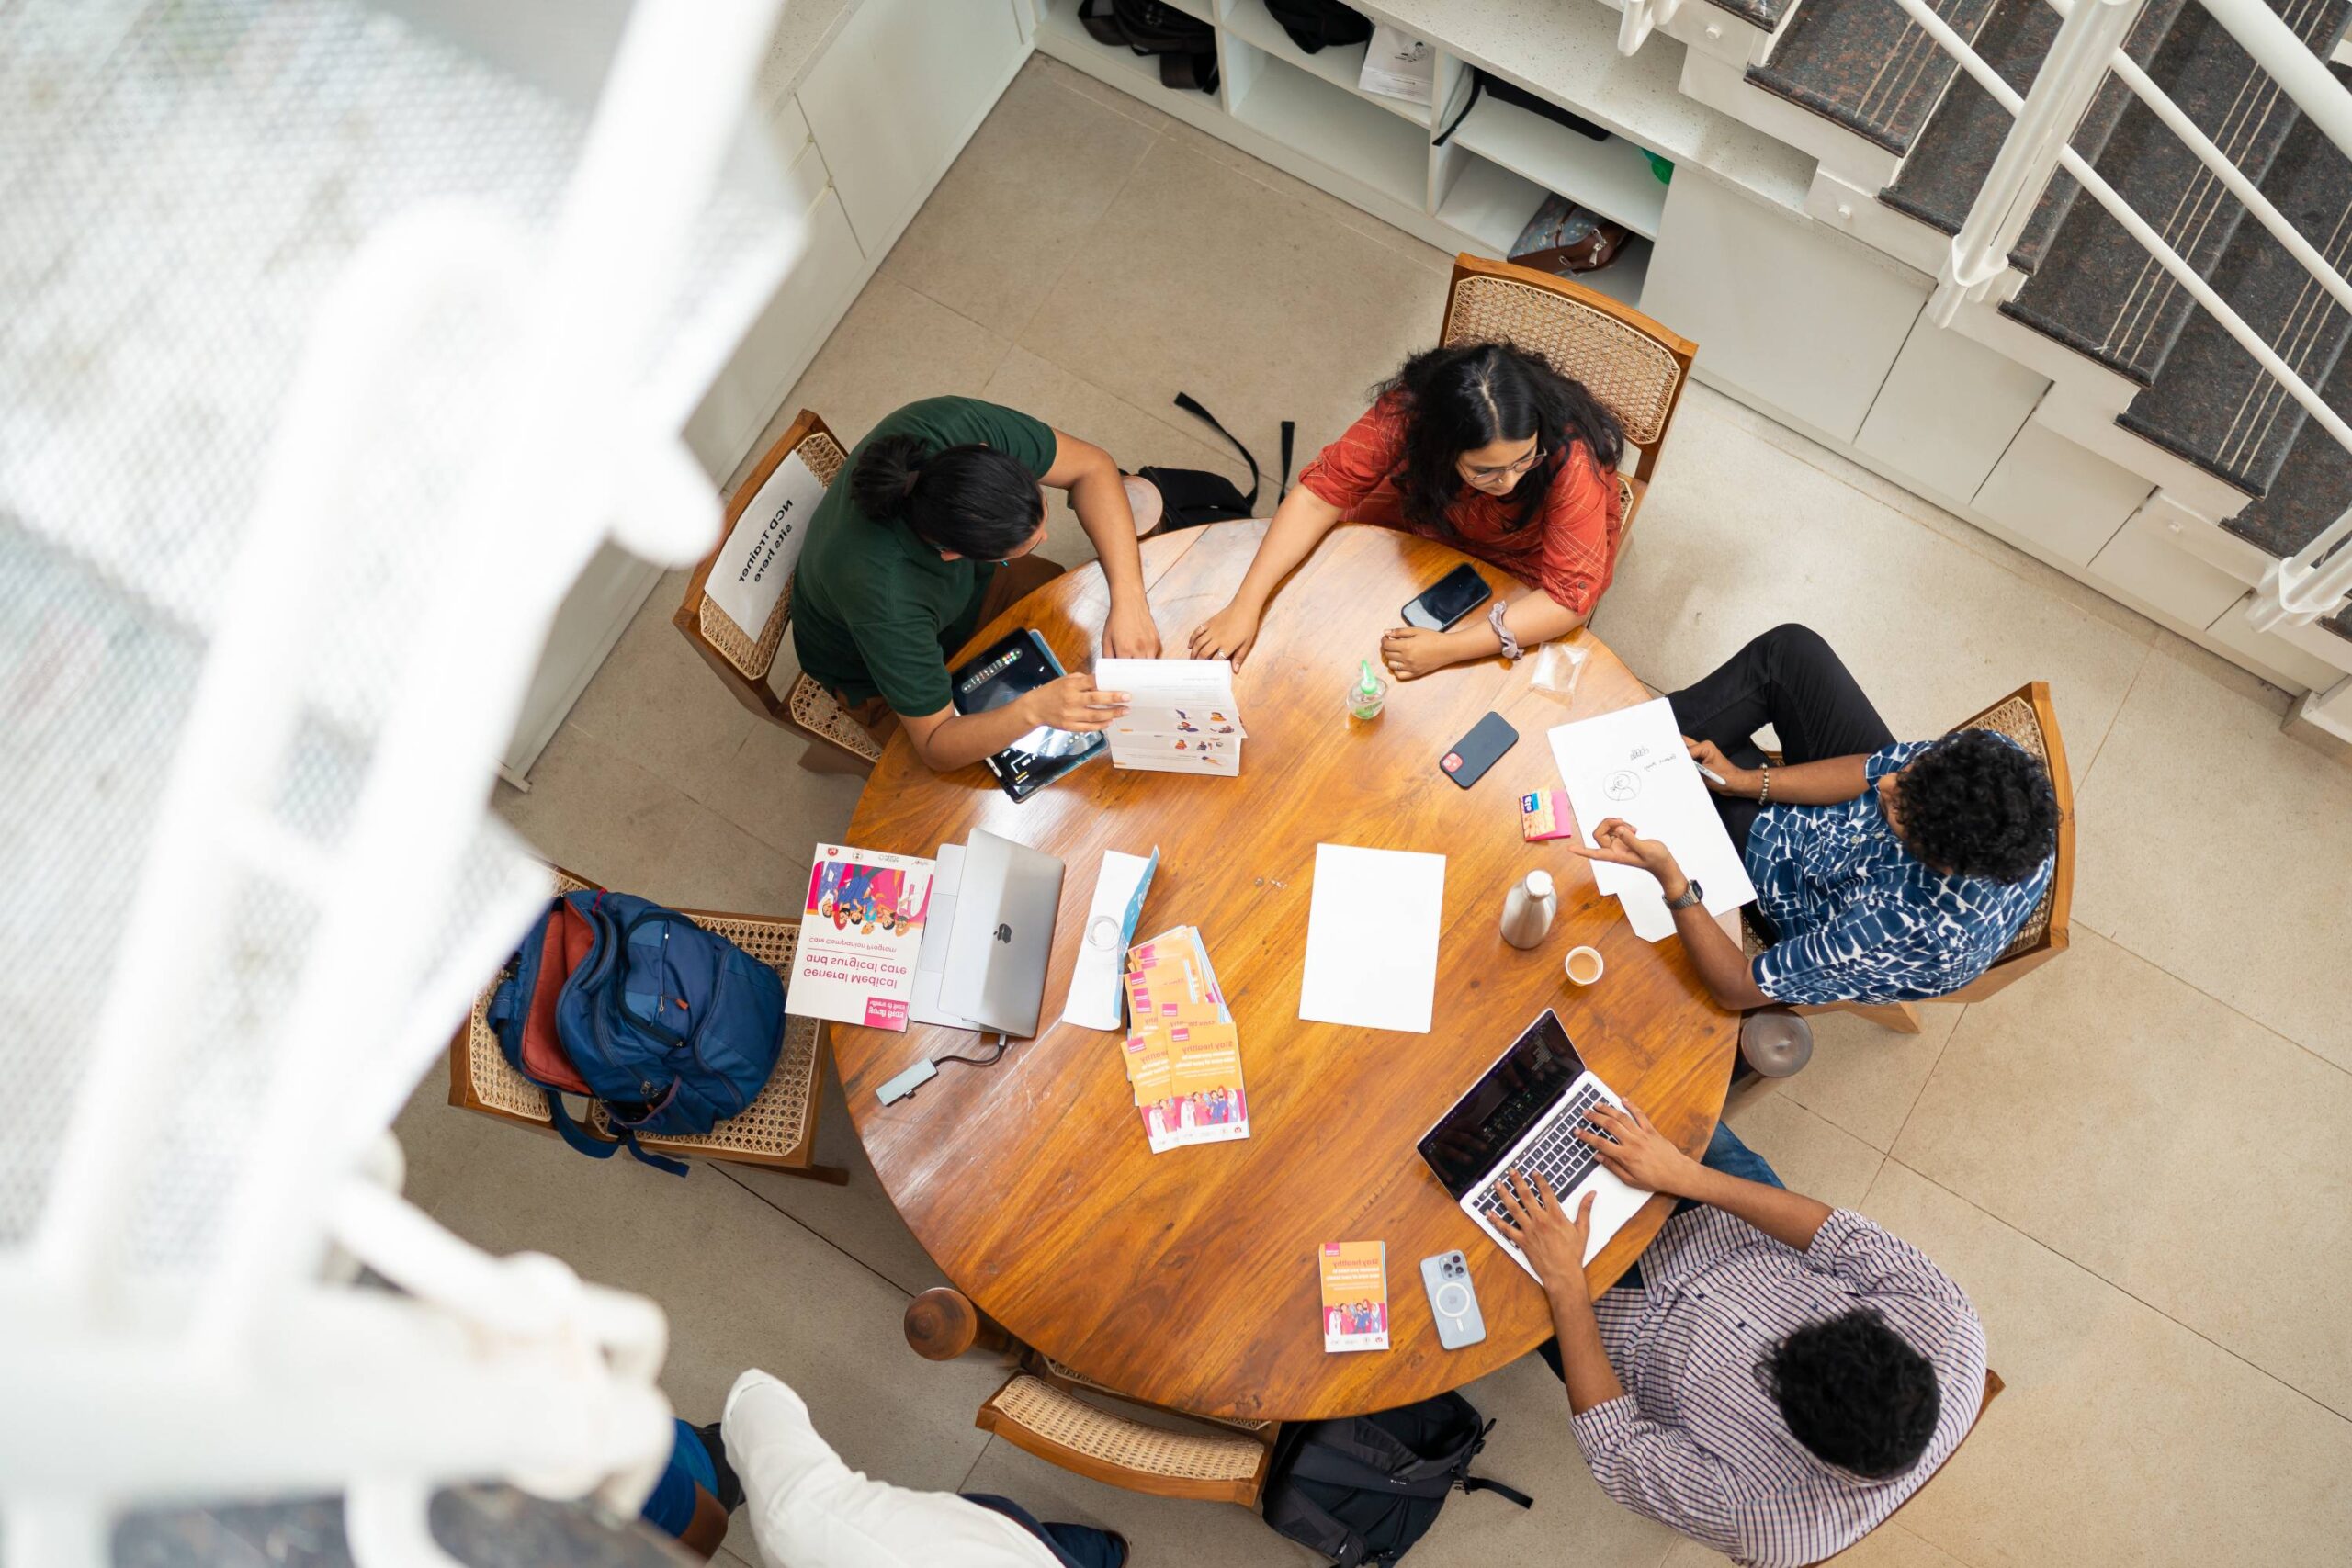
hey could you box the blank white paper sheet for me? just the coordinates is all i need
[1299,844,1446,1034]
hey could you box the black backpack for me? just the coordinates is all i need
[1136,392,1295,531]
[1264,0,1374,53]
[1078,0,1218,92]
[1260,1392,1532,1566]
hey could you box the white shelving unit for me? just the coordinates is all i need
[1033,0,1691,311]
[1222,0,1429,126]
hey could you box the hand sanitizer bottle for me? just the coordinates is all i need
[1348,659,1388,721]
[1500,870,1556,950]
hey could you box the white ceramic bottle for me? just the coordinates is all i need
[1500,870,1556,950]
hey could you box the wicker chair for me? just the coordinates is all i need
[1809,1370,2003,1564]
[1436,253,1697,549]
[673,409,884,772]
[446,866,847,1183]
[1747,680,2075,1034]
[906,1287,1279,1507]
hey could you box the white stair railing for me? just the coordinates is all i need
[1900,0,2352,627]
[1618,0,1686,55]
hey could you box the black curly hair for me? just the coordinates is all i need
[1892,728,2059,884]
[1370,341,1624,539]
[1761,1309,1940,1479]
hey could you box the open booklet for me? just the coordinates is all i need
[1119,925,1250,1152]
[1095,658,1245,776]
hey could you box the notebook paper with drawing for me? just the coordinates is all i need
[1546,698,1756,941]
[1299,844,1445,1033]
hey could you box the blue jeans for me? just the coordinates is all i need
[1536,1120,1783,1382]
[964,1493,1124,1568]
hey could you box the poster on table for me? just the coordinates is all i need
[786,843,934,1031]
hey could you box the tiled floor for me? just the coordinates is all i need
[395,55,2352,1568]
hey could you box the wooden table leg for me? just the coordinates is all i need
[904,1287,1013,1361]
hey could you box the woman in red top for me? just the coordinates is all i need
[1189,341,1625,680]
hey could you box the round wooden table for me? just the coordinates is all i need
[837,524,1738,1421]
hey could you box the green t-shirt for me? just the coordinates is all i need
[791,397,1057,716]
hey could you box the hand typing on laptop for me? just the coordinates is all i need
[1570,1100,1702,1197]
[1488,1169,1595,1289]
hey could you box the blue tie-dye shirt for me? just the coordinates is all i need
[1747,740,2051,1007]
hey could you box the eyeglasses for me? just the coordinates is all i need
[1464,444,1546,480]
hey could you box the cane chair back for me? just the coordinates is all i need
[1437,253,1696,488]
[673,409,880,767]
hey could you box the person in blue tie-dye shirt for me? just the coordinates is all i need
[1565,625,2058,1010]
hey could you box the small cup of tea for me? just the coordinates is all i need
[1564,945,1605,987]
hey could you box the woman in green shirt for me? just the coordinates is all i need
[792,396,1161,773]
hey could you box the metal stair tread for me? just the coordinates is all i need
[2000,0,2352,387]
[1876,0,2186,270]
[2114,64,2352,499]
[1747,0,2002,156]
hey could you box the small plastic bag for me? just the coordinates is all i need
[1529,639,1589,706]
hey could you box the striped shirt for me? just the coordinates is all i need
[1570,1207,1987,1567]
[1747,739,2051,1007]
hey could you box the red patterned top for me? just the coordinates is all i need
[1296,391,1623,615]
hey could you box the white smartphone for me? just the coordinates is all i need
[1419,1249,1487,1350]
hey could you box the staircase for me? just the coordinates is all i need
[1687,0,2352,691]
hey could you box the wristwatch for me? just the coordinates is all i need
[1664,878,1705,912]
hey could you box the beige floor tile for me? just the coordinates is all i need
[713,1065,951,1300]
[1722,1088,1886,1208]
[1681,384,2160,654]
[2068,635,2352,1067]
[1859,1161,2352,1567]
[1026,51,1175,133]
[1592,394,2152,752]
[561,570,865,863]
[983,346,1250,569]
[1660,1517,1965,1566]
[880,63,1157,339]
[493,721,810,914]
[744,274,1012,458]
[1893,928,2352,1415]
[1776,1005,1964,1155]
[1154,118,1454,278]
[390,1077,1009,1564]
[1017,135,1452,494]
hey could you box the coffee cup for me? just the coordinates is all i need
[1564,945,1605,987]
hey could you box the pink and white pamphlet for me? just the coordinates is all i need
[786,844,935,1031]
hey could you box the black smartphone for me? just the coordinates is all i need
[1401,563,1492,630]
[1439,711,1519,789]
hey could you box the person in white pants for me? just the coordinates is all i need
[719,1370,1128,1568]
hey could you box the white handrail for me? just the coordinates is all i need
[1890,0,2352,626]
[1618,0,1684,56]
[2045,0,2352,327]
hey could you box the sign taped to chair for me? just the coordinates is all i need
[707,450,822,635]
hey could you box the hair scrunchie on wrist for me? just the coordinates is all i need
[1487,600,1522,662]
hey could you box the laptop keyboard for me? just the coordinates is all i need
[1478,1085,1614,1231]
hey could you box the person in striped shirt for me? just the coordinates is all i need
[1490,1105,1986,1568]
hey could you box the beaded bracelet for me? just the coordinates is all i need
[1488,601,1522,662]
[1758,761,1773,805]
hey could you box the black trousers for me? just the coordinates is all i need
[1664,624,1896,853]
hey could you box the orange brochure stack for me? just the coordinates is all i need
[1120,926,1250,1153]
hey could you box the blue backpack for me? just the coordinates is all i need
[487,890,785,1176]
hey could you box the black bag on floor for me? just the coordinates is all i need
[1136,392,1295,531]
[1260,1391,1532,1566]
[1079,0,1218,93]
[1264,0,1374,53]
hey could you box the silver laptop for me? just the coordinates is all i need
[1416,1009,1649,1281]
[936,829,1064,1038]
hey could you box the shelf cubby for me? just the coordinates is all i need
[1225,42,1429,214]
[1221,0,1431,126]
